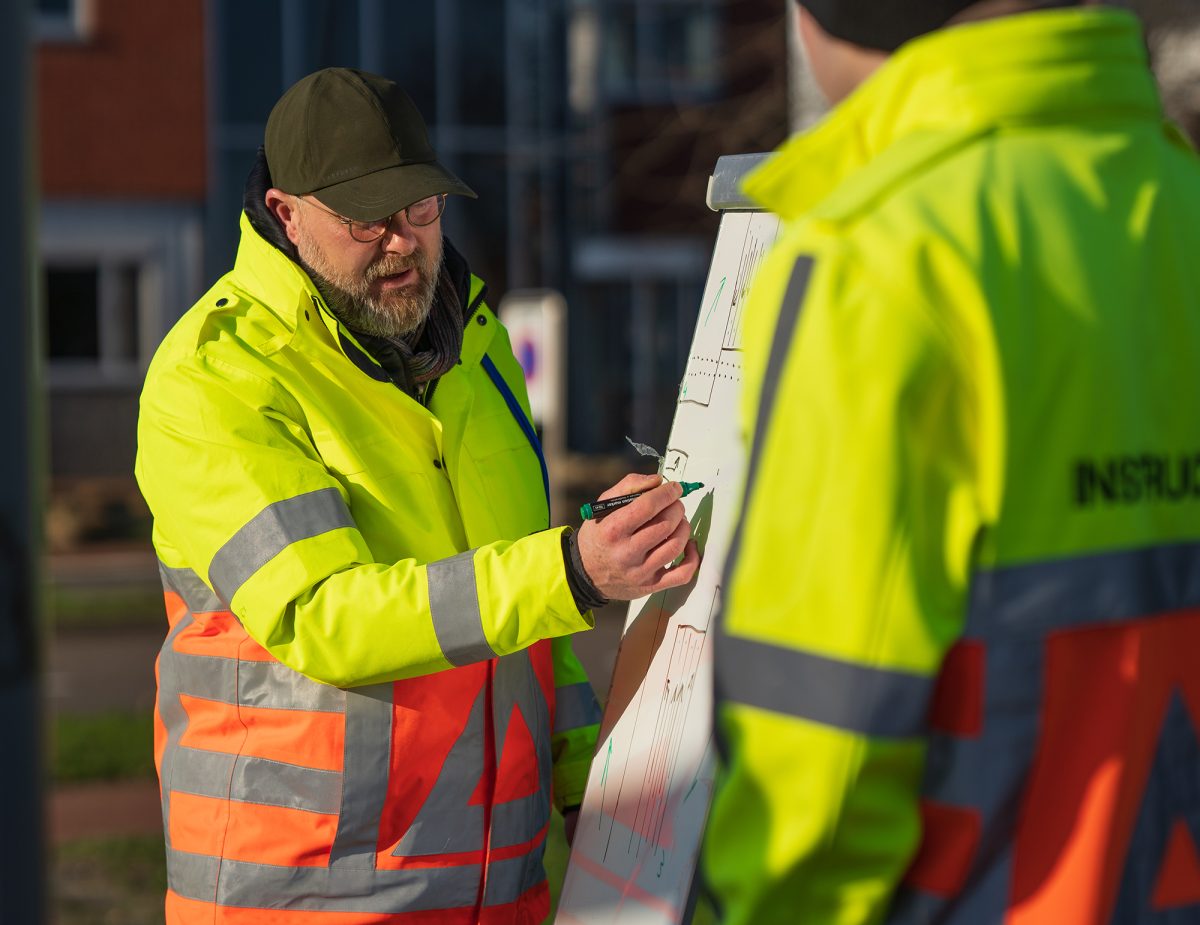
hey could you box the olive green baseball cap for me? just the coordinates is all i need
[265,67,476,221]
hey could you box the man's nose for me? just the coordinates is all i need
[379,214,418,255]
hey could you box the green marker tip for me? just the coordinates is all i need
[680,481,705,497]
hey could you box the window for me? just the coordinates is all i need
[46,266,100,359]
[44,261,142,383]
[600,0,718,102]
[569,235,709,451]
[34,0,89,42]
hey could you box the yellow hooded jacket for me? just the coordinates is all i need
[137,216,600,923]
[706,9,1200,925]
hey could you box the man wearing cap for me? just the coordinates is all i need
[136,68,698,924]
[705,2,1200,923]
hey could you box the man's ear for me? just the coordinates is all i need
[265,189,303,246]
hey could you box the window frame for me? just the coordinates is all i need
[597,0,721,104]
[43,259,145,386]
[39,202,204,392]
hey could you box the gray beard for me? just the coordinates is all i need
[311,268,437,341]
[297,234,443,340]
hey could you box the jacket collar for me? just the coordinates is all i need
[232,211,324,322]
[745,7,1164,222]
[230,213,494,376]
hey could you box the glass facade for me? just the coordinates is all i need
[600,0,719,103]
[206,0,753,456]
[206,0,525,293]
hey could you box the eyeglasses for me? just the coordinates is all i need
[299,193,446,243]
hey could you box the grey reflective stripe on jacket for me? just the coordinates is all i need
[170,747,343,814]
[156,562,550,913]
[553,681,602,735]
[719,255,813,649]
[157,562,349,831]
[393,650,553,856]
[329,682,393,869]
[208,487,355,604]
[427,548,500,666]
[885,540,1200,924]
[160,561,223,614]
[718,541,1200,736]
[166,847,540,913]
[715,636,933,738]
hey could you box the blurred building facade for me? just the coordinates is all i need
[33,0,1200,546]
[36,0,788,547]
[783,1,1200,143]
[36,0,206,546]
[201,0,789,453]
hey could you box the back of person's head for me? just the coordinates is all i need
[794,0,1085,51]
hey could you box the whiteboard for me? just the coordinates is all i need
[557,159,780,924]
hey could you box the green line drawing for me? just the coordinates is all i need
[597,739,614,832]
[600,739,612,788]
[703,276,727,327]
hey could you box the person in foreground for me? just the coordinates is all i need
[704,2,1200,923]
[136,67,699,925]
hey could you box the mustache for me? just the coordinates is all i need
[365,253,423,283]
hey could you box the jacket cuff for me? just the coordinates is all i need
[562,528,609,614]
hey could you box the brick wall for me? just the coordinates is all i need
[37,0,206,200]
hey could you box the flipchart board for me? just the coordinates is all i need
[556,155,781,925]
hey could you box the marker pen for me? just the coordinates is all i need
[580,482,705,520]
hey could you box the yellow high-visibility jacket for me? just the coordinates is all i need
[137,216,601,924]
[705,8,1200,925]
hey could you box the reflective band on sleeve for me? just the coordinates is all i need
[554,681,602,734]
[716,632,934,738]
[329,683,393,869]
[427,550,498,666]
[159,562,224,614]
[968,540,1200,637]
[169,746,342,814]
[208,487,355,604]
